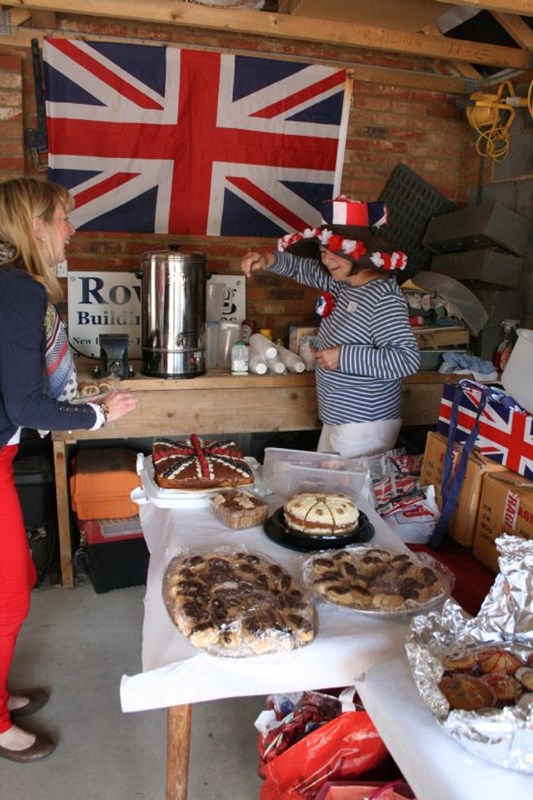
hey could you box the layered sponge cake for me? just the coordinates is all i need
[283,492,359,536]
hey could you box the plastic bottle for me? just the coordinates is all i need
[241,318,257,344]
[494,319,520,372]
[231,341,249,375]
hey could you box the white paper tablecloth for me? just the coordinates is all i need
[120,496,413,712]
[355,656,533,800]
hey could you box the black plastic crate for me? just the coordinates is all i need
[14,455,56,529]
[79,517,149,593]
[86,538,149,594]
[379,163,456,277]
[423,201,532,257]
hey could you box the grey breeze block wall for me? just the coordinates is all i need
[468,81,533,326]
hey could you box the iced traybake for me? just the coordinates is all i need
[152,434,254,491]
[303,546,452,612]
[208,490,269,529]
[163,550,316,656]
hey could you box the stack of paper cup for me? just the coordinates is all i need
[276,343,306,373]
[249,332,277,360]
[266,356,286,374]
[249,353,268,374]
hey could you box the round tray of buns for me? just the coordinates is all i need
[263,492,374,552]
[72,378,119,403]
[302,546,454,615]
[162,549,317,658]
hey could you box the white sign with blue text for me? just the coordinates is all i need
[67,271,141,358]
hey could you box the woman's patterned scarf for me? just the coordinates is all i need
[43,304,77,402]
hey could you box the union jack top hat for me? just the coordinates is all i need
[278,195,408,272]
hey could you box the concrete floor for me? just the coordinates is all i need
[7,578,264,799]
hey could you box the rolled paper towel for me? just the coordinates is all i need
[249,332,277,360]
[275,343,306,373]
[249,353,268,375]
[266,356,286,375]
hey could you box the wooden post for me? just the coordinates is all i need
[52,439,74,589]
[166,704,192,800]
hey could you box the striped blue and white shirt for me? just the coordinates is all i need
[269,252,420,425]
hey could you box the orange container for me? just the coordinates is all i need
[70,447,140,520]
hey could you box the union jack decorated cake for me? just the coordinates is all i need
[152,434,254,491]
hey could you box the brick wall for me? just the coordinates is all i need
[0,51,24,175]
[0,16,478,341]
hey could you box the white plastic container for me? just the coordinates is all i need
[205,320,219,369]
[501,328,533,414]
[217,321,240,367]
[206,281,226,321]
[262,447,371,502]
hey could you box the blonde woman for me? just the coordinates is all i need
[0,178,137,762]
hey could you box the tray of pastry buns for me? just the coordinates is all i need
[162,548,317,657]
[71,377,119,403]
[302,546,454,616]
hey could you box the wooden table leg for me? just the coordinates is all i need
[52,440,74,589]
[166,704,192,800]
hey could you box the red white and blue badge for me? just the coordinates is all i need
[316,291,335,318]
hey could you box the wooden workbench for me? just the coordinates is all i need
[51,362,454,588]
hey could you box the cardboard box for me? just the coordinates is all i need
[70,447,140,520]
[419,431,507,546]
[438,382,533,480]
[473,471,533,572]
[288,325,318,355]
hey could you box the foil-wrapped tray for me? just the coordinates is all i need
[406,534,533,773]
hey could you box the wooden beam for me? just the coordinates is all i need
[1,0,530,69]
[0,24,468,94]
[422,22,484,81]
[493,12,533,51]
[31,10,56,28]
[435,0,533,15]
[3,7,32,25]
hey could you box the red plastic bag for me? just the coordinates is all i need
[259,710,389,800]
[315,780,416,800]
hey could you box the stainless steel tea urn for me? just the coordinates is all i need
[138,245,206,378]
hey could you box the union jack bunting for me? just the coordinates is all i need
[43,39,350,235]
[438,381,533,480]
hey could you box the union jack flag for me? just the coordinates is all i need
[438,382,533,480]
[43,39,349,235]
